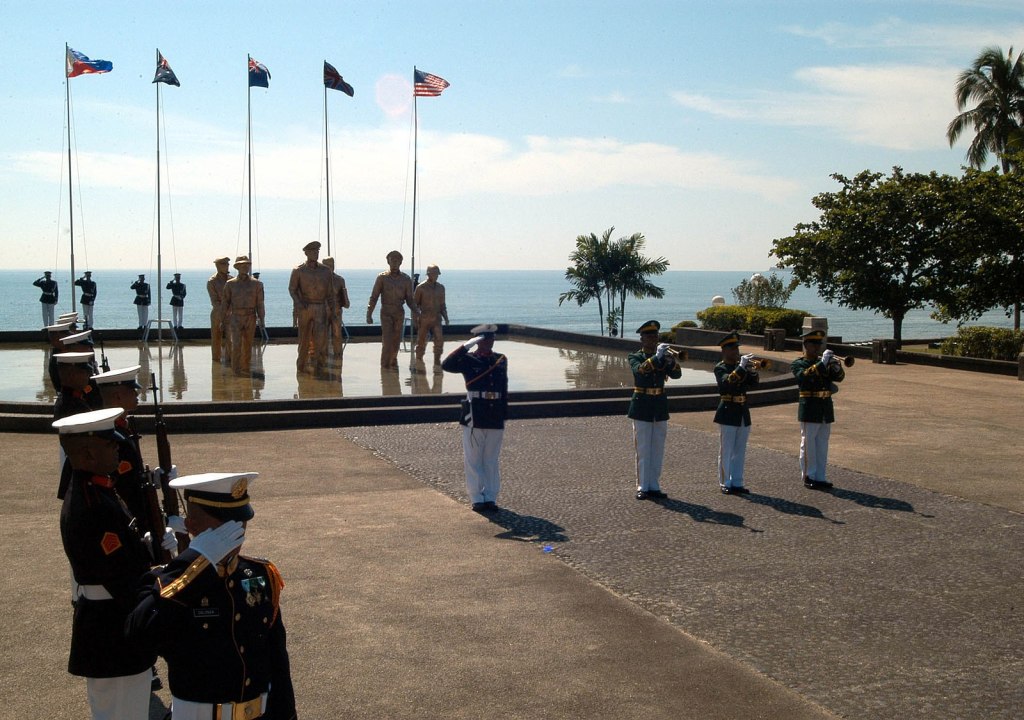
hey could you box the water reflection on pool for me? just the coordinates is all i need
[9,337,737,404]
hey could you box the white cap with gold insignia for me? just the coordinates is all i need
[171,472,259,521]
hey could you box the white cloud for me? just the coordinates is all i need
[11,127,800,205]
[672,64,960,150]
[782,17,1024,52]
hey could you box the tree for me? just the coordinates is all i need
[608,233,668,334]
[946,46,1024,174]
[559,230,612,334]
[931,165,1024,329]
[559,228,668,336]
[772,168,981,347]
[732,272,798,308]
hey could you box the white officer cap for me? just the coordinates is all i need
[92,365,142,389]
[171,472,259,521]
[52,407,124,438]
[44,321,74,333]
[469,323,498,336]
[58,312,79,321]
[60,330,93,347]
[53,351,94,365]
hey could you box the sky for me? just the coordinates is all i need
[1,1,1021,275]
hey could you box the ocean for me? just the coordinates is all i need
[4,268,1014,342]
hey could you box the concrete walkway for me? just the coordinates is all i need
[1,353,1020,719]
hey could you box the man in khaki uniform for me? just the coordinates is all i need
[322,256,351,356]
[221,256,265,376]
[366,250,420,369]
[414,263,449,365]
[206,257,232,362]
[289,241,336,374]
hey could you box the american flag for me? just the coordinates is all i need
[414,69,449,97]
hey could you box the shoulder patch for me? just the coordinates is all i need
[117,460,133,475]
[100,531,122,555]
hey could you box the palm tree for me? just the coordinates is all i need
[559,230,611,333]
[609,233,668,333]
[946,46,1024,174]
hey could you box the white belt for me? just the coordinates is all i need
[467,391,503,400]
[172,693,268,720]
[78,584,113,600]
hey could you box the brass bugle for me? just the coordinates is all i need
[748,357,773,370]
[836,355,855,367]
[665,347,689,361]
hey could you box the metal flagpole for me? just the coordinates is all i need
[156,55,164,343]
[412,67,418,282]
[66,44,77,313]
[324,85,331,256]
[247,55,253,260]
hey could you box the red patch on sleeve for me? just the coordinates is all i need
[100,532,123,555]
[117,460,133,475]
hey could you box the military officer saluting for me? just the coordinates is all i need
[627,320,681,500]
[54,408,176,720]
[791,328,846,490]
[713,331,759,494]
[127,472,298,720]
[75,271,98,329]
[441,324,509,512]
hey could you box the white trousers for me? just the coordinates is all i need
[718,424,751,488]
[633,419,667,492]
[799,421,831,482]
[463,425,503,504]
[42,303,56,326]
[82,304,94,328]
[136,305,148,327]
[85,669,151,720]
[171,305,183,327]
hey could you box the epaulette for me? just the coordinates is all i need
[158,555,211,599]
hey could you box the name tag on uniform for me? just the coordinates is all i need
[194,608,220,618]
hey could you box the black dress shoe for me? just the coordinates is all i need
[720,485,732,495]
[635,490,649,500]
[648,489,667,499]
[471,502,486,512]
[482,501,499,512]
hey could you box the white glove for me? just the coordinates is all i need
[655,343,669,359]
[160,528,178,553]
[189,521,245,565]
[739,353,754,369]
[463,335,484,350]
[166,464,178,482]
[166,515,187,535]
[821,349,834,365]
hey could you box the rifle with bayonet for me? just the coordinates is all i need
[150,373,189,553]
[97,334,110,372]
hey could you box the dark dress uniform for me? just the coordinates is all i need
[791,352,845,486]
[127,549,297,719]
[75,275,97,328]
[441,329,508,509]
[167,277,187,329]
[627,338,681,496]
[60,469,157,679]
[34,274,59,325]
[112,417,157,538]
[713,359,759,491]
[130,278,151,329]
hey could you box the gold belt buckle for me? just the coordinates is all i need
[213,696,263,720]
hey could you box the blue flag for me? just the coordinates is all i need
[248,55,270,88]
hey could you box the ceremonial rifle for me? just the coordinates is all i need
[150,373,189,553]
[129,416,174,564]
[97,334,110,372]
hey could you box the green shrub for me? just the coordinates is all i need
[939,326,1024,361]
[672,320,698,328]
[696,305,809,336]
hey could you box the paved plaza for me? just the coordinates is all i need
[1,352,1021,719]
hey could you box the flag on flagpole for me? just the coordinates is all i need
[153,50,180,87]
[324,61,354,97]
[248,56,271,88]
[66,47,112,78]
[414,69,449,97]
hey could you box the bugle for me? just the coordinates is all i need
[748,357,773,370]
[665,347,689,362]
[833,355,855,368]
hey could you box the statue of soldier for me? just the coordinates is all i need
[288,241,336,374]
[366,250,419,369]
[221,256,265,376]
[206,257,232,362]
[322,256,351,356]
[414,263,449,365]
